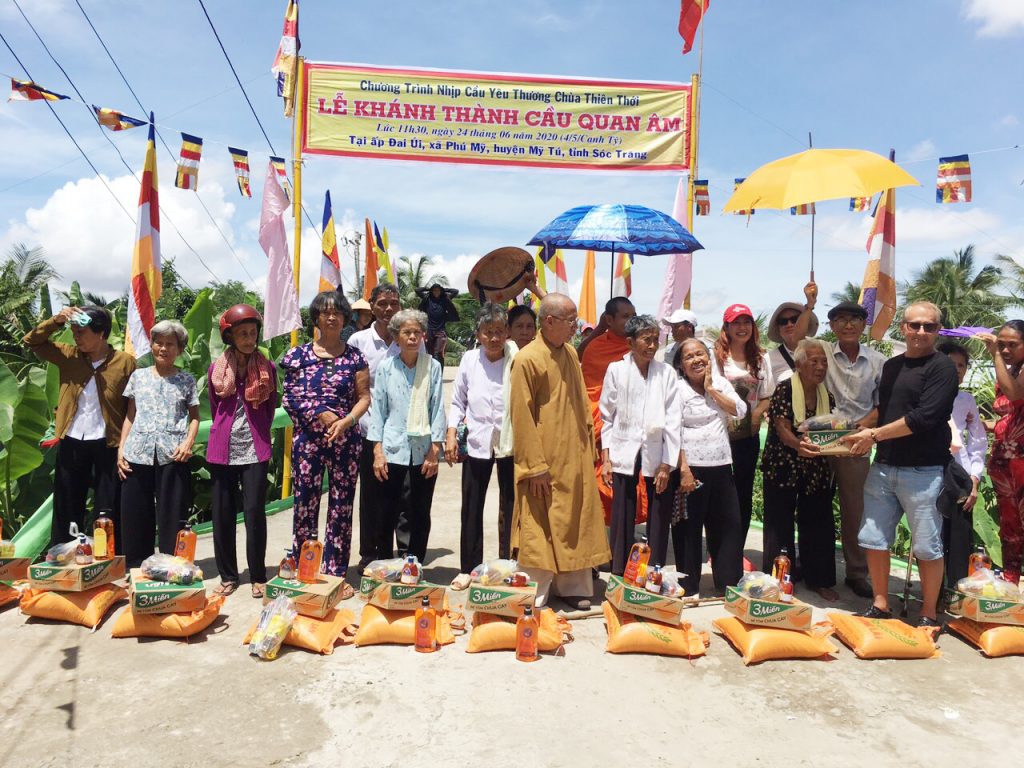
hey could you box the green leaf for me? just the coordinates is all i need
[3,378,48,484]
[0,360,22,443]
[974,478,1003,567]
[183,288,215,377]
[68,281,83,306]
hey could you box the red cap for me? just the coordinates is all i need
[723,303,753,323]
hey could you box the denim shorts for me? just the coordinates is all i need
[858,463,945,561]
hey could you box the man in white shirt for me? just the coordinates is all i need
[824,301,887,598]
[657,308,697,367]
[348,283,404,575]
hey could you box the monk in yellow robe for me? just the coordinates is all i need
[510,293,611,610]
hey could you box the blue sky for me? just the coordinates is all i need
[2,0,1023,328]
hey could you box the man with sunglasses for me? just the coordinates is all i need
[766,281,819,384]
[841,302,959,628]
[823,301,887,598]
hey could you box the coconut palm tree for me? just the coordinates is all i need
[0,244,60,371]
[830,282,862,305]
[993,253,1024,310]
[395,254,449,308]
[901,244,1009,328]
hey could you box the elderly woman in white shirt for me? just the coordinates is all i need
[369,309,446,563]
[673,337,746,597]
[599,315,681,576]
[445,303,516,582]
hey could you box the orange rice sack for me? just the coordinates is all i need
[827,612,940,660]
[244,607,357,655]
[353,602,457,647]
[466,609,572,653]
[20,584,126,629]
[605,601,708,658]
[713,616,838,665]
[947,618,1024,658]
[111,595,223,639]
[0,584,19,609]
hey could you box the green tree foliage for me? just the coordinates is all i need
[830,281,862,305]
[0,244,59,373]
[901,244,1009,328]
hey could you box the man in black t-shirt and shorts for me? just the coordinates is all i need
[841,302,959,628]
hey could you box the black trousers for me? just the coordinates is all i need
[761,483,836,590]
[730,435,760,539]
[943,504,974,589]
[459,456,514,573]
[378,463,436,562]
[210,462,269,584]
[671,464,743,596]
[121,461,191,568]
[609,457,676,575]
[357,438,412,568]
[53,437,120,548]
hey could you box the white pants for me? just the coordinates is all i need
[526,567,593,608]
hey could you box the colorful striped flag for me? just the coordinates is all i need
[93,106,146,131]
[538,245,569,294]
[362,217,378,300]
[733,179,754,215]
[372,221,396,283]
[694,179,710,215]
[269,156,291,203]
[533,251,547,294]
[612,252,633,297]
[790,202,816,215]
[228,147,251,198]
[320,191,341,292]
[271,0,300,117]
[859,187,896,341]
[175,133,203,190]
[126,118,161,358]
[936,154,972,203]
[849,196,872,212]
[9,79,68,101]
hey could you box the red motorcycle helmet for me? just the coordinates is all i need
[219,304,263,344]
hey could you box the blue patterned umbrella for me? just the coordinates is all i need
[527,203,703,256]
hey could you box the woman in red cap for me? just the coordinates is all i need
[208,304,278,597]
[715,304,774,545]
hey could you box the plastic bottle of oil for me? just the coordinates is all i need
[645,564,663,594]
[414,595,437,653]
[93,508,115,561]
[400,555,420,585]
[515,605,539,663]
[75,534,93,565]
[623,536,651,586]
[174,521,197,562]
[772,548,791,584]
[968,546,992,576]
[297,538,323,583]
[279,549,297,580]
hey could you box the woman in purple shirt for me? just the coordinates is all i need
[208,305,278,598]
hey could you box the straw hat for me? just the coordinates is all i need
[467,247,535,304]
[350,298,371,312]
[767,302,819,344]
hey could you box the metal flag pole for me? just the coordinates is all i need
[683,1,706,310]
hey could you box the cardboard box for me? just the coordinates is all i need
[466,581,537,618]
[0,557,30,582]
[724,586,813,630]
[804,429,855,456]
[359,576,446,611]
[948,591,1024,626]
[605,575,685,625]
[29,556,125,592]
[128,568,207,615]
[263,574,345,618]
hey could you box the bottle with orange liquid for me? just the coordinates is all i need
[772,548,791,584]
[515,605,539,662]
[297,538,323,583]
[279,548,297,580]
[968,546,992,576]
[400,555,420,585]
[93,508,115,561]
[623,536,651,586]
[781,574,795,603]
[175,521,197,562]
[645,564,663,594]
[75,534,93,565]
[414,595,437,653]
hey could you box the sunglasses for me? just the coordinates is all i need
[905,321,940,333]
[776,315,800,327]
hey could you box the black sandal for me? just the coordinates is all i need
[858,605,892,620]
[916,615,942,629]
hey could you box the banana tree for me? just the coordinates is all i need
[0,363,49,534]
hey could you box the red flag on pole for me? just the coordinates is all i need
[678,0,710,54]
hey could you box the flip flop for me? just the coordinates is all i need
[338,581,356,600]
[450,574,472,591]
[251,582,265,599]
[214,582,238,597]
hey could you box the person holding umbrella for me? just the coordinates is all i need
[766,281,819,385]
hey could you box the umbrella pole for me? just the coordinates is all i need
[610,245,615,300]
[808,131,815,280]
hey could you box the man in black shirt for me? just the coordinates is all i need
[842,302,958,627]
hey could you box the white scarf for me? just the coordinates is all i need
[406,351,432,437]
[790,370,830,424]
[496,341,517,458]
[619,353,666,439]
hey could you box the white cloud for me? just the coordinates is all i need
[998,114,1019,128]
[963,0,1024,37]
[902,139,937,163]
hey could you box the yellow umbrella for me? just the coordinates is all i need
[722,148,919,212]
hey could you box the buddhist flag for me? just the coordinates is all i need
[538,245,569,294]
[271,0,299,117]
[9,79,68,101]
[175,133,202,190]
[228,147,251,198]
[849,196,872,212]
[269,156,291,202]
[533,251,547,293]
[733,179,753,215]
[362,217,378,300]
[936,154,972,203]
[612,252,633,297]
[373,221,396,283]
[677,0,710,55]
[126,118,161,358]
[579,250,597,327]
[694,179,710,215]
[320,191,342,292]
[859,188,896,341]
[260,161,301,340]
[790,202,815,215]
[93,106,146,131]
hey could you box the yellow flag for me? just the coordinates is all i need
[578,250,597,326]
